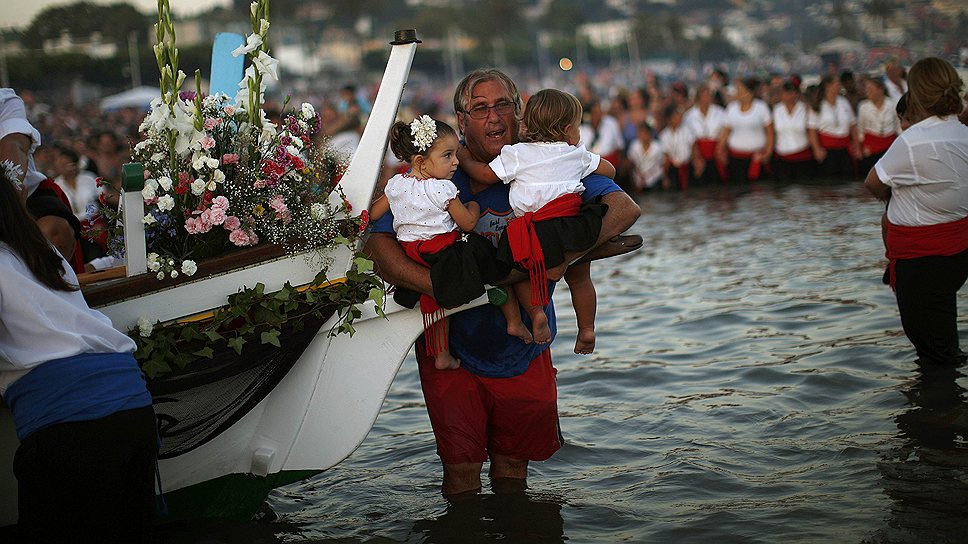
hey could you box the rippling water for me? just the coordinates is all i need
[166,182,968,543]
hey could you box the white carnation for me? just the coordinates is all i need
[181,260,198,276]
[310,202,327,221]
[191,178,206,196]
[141,184,156,200]
[158,176,173,191]
[301,103,315,118]
[157,195,175,212]
[137,316,154,337]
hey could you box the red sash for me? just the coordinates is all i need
[676,164,689,191]
[885,215,968,290]
[697,139,727,182]
[506,193,581,306]
[818,133,851,150]
[862,132,896,155]
[729,150,762,181]
[776,148,813,162]
[400,230,461,356]
[37,178,85,273]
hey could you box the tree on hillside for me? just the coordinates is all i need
[22,2,149,50]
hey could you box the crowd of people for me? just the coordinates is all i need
[566,58,941,192]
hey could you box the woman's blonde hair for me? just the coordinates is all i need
[906,57,965,120]
[521,89,582,144]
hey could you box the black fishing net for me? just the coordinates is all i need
[147,313,331,459]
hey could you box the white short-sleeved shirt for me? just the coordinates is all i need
[683,104,725,140]
[857,99,900,138]
[807,96,856,137]
[488,141,596,217]
[724,100,772,153]
[659,125,695,166]
[56,170,101,218]
[384,173,460,242]
[874,115,968,226]
[0,88,46,194]
[772,101,810,155]
[0,244,136,394]
[579,115,625,157]
[627,138,664,190]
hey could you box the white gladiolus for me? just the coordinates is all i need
[143,213,157,225]
[147,252,161,272]
[232,33,262,57]
[252,51,279,81]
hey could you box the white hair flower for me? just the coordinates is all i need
[410,115,437,152]
[2,160,25,190]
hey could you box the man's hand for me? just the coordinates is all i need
[363,232,433,296]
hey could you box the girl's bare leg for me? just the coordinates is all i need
[500,288,533,344]
[512,281,551,344]
[565,261,597,354]
[434,317,461,370]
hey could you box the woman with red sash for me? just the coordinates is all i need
[716,77,773,183]
[772,80,815,182]
[857,77,900,176]
[865,57,968,366]
[684,85,725,185]
[808,74,860,180]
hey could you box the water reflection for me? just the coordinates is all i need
[870,363,968,542]
[409,490,565,544]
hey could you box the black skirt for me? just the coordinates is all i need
[496,200,608,271]
[421,232,511,309]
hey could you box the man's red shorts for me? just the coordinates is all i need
[416,343,561,465]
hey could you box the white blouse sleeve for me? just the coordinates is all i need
[426,179,460,210]
[874,136,914,187]
[488,146,518,184]
[579,146,601,178]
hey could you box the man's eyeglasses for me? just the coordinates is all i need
[464,101,515,119]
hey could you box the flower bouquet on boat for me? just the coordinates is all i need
[1,0,439,525]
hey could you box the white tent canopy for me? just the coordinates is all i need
[99,86,159,111]
[816,37,866,55]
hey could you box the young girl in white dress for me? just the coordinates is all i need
[370,116,532,369]
[459,89,614,354]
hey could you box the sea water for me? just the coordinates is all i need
[166,182,968,543]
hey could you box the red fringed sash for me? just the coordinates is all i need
[885,215,968,290]
[818,133,851,150]
[37,178,85,273]
[862,132,896,156]
[776,147,813,162]
[505,193,582,307]
[729,150,762,181]
[697,139,727,182]
[401,230,461,357]
[676,164,689,191]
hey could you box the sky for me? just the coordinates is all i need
[3,0,230,30]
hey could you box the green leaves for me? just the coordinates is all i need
[129,250,386,380]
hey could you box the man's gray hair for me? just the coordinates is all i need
[453,68,524,128]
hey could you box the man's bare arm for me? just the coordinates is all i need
[363,232,433,295]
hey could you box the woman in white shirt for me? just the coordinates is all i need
[627,122,666,191]
[684,85,726,184]
[808,74,860,180]
[0,167,157,541]
[772,81,815,182]
[716,77,773,183]
[659,106,696,191]
[864,57,968,366]
[857,77,900,175]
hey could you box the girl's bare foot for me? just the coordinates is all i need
[507,320,533,344]
[531,310,552,344]
[574,327,596,354]
[435,351,461,370]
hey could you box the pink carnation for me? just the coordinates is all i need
[247,231,259,245]
[200,136,216,150]
[229,228,251,246]
[208,207,227,226]
[269,195,287,213]
[221,153,239,165]
[211,195,230,211]
[185,217,200,234]
[223,215,241,231]
[204,117,221,130]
